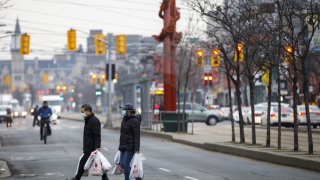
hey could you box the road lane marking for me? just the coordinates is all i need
[103,147,109,151]
[159,168,171,172]
[184,176,199,180]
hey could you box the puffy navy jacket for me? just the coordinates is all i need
[38,107,52,120]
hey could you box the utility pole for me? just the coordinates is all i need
[104,33,113,128]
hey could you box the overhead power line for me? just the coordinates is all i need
[16,0,158,22]
[11,8,159,32]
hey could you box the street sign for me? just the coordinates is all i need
[205,95,213,105]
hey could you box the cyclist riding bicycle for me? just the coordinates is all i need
[38,101,52,141]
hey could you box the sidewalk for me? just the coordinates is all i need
[60,114,320,172]
[0,140,10,178]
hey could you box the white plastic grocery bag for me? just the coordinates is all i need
[84,150,111,176]
[129,153,144,178]
[111,164,124,175]
[97,151,112,171]
[84,151,97,171]
[114,150,121,164]
[112,151,124,175]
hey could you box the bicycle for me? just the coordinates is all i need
[41,120,50,144]
[43,121,47,144]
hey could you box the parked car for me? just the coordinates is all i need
[255,102,290,107]
[261,106,294,127]
[247,106,268,124]
[297,105,320,128]
[233,107,251,124]
[12,107,28,118]
[177,102,224,126]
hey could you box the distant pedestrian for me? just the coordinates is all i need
[6,108,12,128]
[67,104,108,180]
[32,105,39,127]
[118,103,142,180]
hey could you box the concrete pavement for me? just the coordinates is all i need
[60,113,320,172]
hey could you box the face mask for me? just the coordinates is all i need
[121,110,127,118]
[81,113,86,120]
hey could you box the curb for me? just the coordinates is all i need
[140,130,320,172]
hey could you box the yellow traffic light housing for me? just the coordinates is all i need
[100,74,106,85]
[56,85,61,93]
[4,75,10,86]
[234,43,244,62]
[43,73,49,84]
[91,74,97,84]
[284,45,293,64]
[211,49,220,67]
[116,35,126,55]
[67,29,77,51]
[196,50,205,67]
[20,33,30,55]
[94,34,106,55]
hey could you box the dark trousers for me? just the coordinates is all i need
[40,120,51,137]
[33,116,38,126]
[6,117,12,127]
[75,152,108,180]
[120,151,142,180]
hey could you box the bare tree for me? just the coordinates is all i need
[176,16,202,132]
[185,0,249,143]
[276,0,320,153]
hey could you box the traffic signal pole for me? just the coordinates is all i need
[104,33,113,128]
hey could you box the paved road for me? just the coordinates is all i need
[1,117,320,180]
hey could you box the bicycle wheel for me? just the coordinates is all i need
[43,124,47,144]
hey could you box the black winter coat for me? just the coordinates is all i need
[119,115,140,152]
[83,113,101,153]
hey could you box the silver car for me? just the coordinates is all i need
[177,102,223,126]
[298,105,320,128]
[261,106,294,127]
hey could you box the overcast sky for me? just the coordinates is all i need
[0,0,206,59]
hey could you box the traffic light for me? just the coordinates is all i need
[20,33,30,55]
[203,73,213,86]
[67,29,77,51]
[261,69,270,85]
[56,85,61,93]
[100,74,106,85]
[4,75,10,86]
[116,34,126,55]
[234,43,244,62]
[94,34,106,55]
[211,49,220,67]
[106,64,116,80]
[91,74,97,84]
[284,45,293,64]
[43,73,49,84]
[196,50,205,67]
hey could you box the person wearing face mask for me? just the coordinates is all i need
[118,103,142,180]
[38,101,52,140]
[67,104,108,180]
